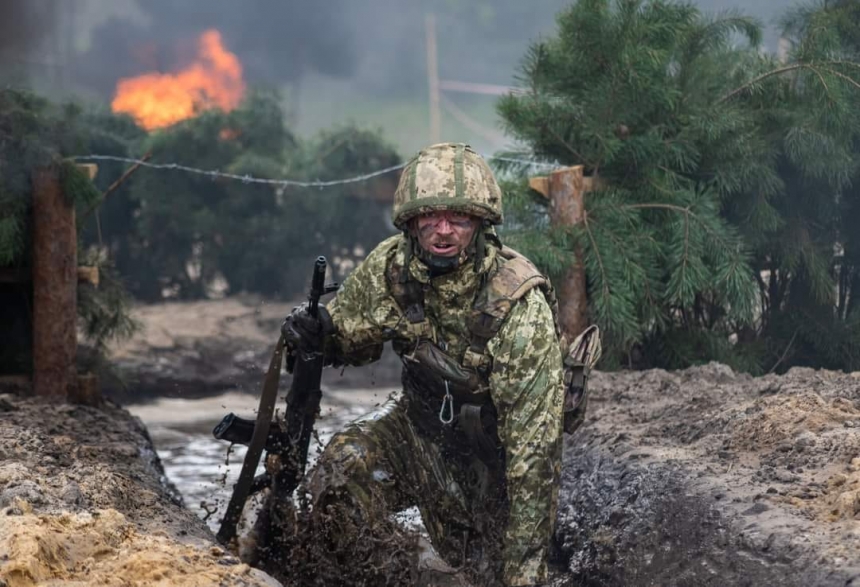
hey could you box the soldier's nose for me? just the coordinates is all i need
[435,219,454,234]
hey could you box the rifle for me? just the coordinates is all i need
[214,256,337,546]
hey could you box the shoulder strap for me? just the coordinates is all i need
[465,246,559,368]
[386,256,425,324]
[385,240,435,340]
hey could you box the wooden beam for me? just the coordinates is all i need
[529,176,550,198]
[77,163,98,180]
[77,266,99,287]
[32,166,77,400]
[83,153,152,221]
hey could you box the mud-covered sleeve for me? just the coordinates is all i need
[325,236,403,366]
[486,288,564,587]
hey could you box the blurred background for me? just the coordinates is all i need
[2,0,787,155]
[4,0,860,374]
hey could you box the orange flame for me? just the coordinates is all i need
[112,30,246,130]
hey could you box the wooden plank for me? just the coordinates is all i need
[77,266,99,287]
[533,172,603,197]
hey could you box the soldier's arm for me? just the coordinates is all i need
[486,288,565,587]
[325,236,403,366]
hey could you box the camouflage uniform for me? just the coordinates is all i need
[304,144,566,587]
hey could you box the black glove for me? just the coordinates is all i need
[281,303,334,353]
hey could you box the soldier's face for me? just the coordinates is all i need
[412,211,479,257]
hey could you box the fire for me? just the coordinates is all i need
[112,30,245,130]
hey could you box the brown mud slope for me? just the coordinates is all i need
[108,297,402,401]
[556,364,860,587]
[0,395,281,587]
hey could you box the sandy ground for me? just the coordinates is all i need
[553,363,860,585]
[0,396,282,587]
[5,299,860,585]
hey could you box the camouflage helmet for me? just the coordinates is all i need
[392,142,503,230]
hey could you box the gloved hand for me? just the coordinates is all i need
[281,303,334,354]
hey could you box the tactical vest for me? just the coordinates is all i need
[385,244,586,463]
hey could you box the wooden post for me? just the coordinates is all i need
[425,13,441,144]
[530,165,589,341]
[32,166,77,399]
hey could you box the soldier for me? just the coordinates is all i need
[279,142,597,587]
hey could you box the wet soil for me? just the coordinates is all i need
[107,296,402,402]
[556,364,860,586]
[6,298,860,586]
[0,395,282,587]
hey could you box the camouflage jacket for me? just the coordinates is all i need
[326,234,564,587]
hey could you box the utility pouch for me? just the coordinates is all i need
[562,325,602,435]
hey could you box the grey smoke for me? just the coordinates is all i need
[72,0,358,98]
[0,0,56,64]
[70,0,791,101]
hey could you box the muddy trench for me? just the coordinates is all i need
[5,299,860,586]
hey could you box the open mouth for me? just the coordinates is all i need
[430,243,457,255]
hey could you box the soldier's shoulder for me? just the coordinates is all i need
[489,245,548,302]
[497,245,541,273]
[360,234,406,270]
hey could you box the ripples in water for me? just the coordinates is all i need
[130,389,392,531]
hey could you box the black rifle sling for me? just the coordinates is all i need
[216,334,285,546]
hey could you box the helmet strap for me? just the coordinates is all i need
[472,223,488,272]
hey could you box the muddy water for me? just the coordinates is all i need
[127,387,397,531]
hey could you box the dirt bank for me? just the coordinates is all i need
[8,295,860,585]
[556,364,860,586]
[107,296,402,402]
[0,395,281,587]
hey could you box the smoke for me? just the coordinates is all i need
[0,0,56,63]
[73,0,357,98]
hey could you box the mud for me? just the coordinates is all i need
[0,395,281,587]
[8,294,860,586]
[555,364,860,586]
[107,296,402,402]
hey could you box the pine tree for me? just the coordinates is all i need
[739,0,860,371]
[0,88,137,373]
[497,0,860,372]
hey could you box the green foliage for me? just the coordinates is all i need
[498,0,860,373]
[0,89,56,265]
[77,260,140,364]
[79,89,400,301]
[0,87,140,372]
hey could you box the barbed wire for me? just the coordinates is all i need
[72,153,561,189]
